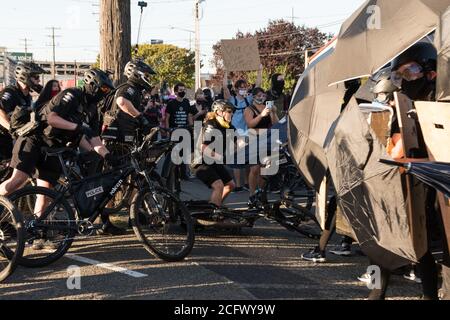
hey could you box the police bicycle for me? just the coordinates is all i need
[0,195,25,282]
[5,129,195,268]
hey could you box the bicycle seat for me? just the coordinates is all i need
[42,147,75,157]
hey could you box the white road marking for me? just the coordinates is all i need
[64,253,148,278]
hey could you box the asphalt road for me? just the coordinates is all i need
[0,179,422,300]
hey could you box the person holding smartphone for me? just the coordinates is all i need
[244,87,279,208]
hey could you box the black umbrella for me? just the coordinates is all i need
[288,44,346,190]
[325,100,424,270]
[380,160,450,198]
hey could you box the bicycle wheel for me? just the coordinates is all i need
[166,164,181,196]
[8,187,76,268]
[280,166,315,211]
[130,186,194,262]
[103,142,133,214]
[0,195,25,282]
[277,199,322,240]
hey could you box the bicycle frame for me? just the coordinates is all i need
[31,134,163,230]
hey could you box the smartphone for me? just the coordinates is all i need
[266,101,274,110]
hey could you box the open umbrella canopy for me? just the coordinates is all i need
[325,99,424,270]
[288,46,346,190]
[380,160,450,198]
[328,0,450,85]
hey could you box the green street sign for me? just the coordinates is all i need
[8,52,33,61]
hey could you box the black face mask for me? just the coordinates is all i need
[402,77,429,101]
[273,80,285,95]
[178,91,186,98]
[196,99,206,106]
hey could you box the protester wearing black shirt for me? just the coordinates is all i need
[166,83,195,129]
[192,89,209,123]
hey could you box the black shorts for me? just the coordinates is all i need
[194,164,233,188]
[10,136,62,185]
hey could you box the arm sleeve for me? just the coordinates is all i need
[0,90,18,114]
[47,91,80,119]
[202,122,216,146]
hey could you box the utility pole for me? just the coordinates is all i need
[305,49,309,69]
[47,27,61,78]
[292,8,294,24]
[194,0,205,90]
[74,60,77,85]
[100,0,131,85]
[20,38,31,60]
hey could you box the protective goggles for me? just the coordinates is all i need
[391,62,424,87]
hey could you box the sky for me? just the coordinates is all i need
[0,0,366,73]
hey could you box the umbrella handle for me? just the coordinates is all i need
[379,159,408,168]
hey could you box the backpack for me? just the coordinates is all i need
[98,83,129,114]
[231,96,250,134]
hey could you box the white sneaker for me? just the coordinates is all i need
[403,271,422,284]
[358,272,371,284]
[330,243,352,256]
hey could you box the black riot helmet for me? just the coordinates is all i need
[370,67,400,103]
[83,68,115,101]
[14,61,46,93]
[391,42,437,72]
[124,59,157,90]
[212,99,235,114]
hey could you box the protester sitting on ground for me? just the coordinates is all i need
[191,100,236,207]
[244,87,279,208]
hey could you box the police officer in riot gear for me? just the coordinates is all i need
[0,61,45,160]
[102,58,156,142]
[0,68,123,245]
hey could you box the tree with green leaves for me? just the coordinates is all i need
[134,44,195,89]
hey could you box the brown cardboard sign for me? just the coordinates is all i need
[394,92,428,258]
[415,101,450,249]
[221,38,261,72]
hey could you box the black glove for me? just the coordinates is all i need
[137,114,152,134]
[76,123,94,140]
[104,153,121,168]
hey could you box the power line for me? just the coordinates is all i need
[19,38,32,60]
